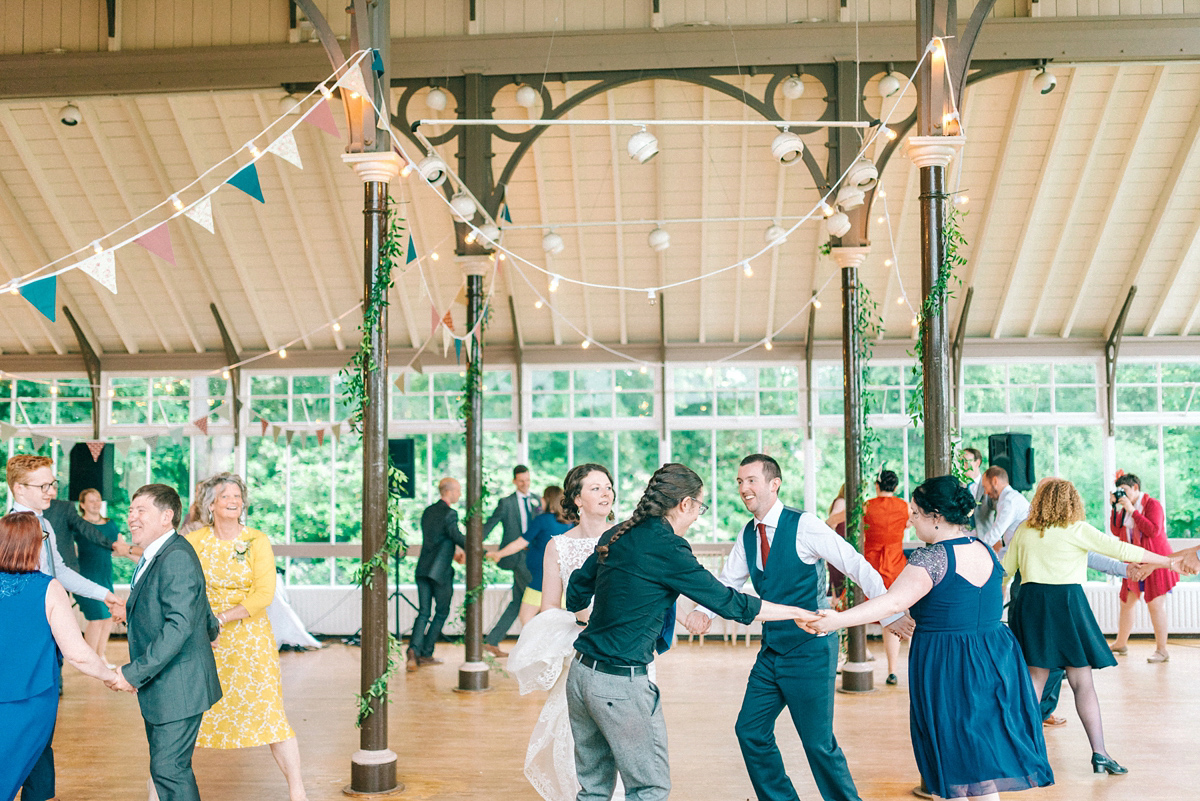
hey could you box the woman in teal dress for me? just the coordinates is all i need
[0,512,128,800]
[811,476,1052,801]
[75,488,122,662]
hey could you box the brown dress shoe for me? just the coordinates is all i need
[406,649,419,672]
[1043,715,1067,728]
[417,656,443,666]
[483,644,509,658]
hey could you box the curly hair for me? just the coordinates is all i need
[911,475,976,527]
[561,463,615,524]
[198,472,249,526]
[1026,478,1084,532]
[596,463,702,562]
[6,454,52,488]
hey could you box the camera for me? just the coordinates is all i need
[1112,488,1127,506]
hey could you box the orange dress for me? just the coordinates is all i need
[863,496,910,587]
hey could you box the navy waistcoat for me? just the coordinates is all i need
[745,507,821,654]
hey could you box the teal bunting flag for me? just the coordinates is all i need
[406,234,417,264]
[454,338,462,363]
[371,49,385,74]
[20,275,56,322]
[227,163,265,203]
[500,204,512,223]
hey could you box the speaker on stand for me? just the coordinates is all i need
[68,443,114,500]
[988,433,1035,492]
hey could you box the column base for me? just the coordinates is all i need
[456,660,490,692]
[347,749,399,796]
[837,661,876,693]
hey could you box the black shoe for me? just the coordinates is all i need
[1091,753,1127,775]
[886,674,898,686]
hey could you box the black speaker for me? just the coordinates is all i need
[68,442,114,501]
[387,438,416,499]
[988,433,1035,492]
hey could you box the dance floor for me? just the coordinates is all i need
[56,637,1196,800]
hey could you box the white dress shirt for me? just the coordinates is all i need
[131,530,177,586]
[517,492,532,533]
[980,485,1030,548]
[12,499,109,601]
[699,499,902,625]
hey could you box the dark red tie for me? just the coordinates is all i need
[758,522,770,568]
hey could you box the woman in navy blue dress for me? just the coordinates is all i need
[0,512,130,800]
[810,476,1052,801]
[488,486,573,624]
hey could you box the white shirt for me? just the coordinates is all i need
[699,499,902,625]
[517,492,532,533]
[12,499,109,601]
[980,485,1030,548]
[132,530,177,585]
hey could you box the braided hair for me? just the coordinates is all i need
[561,463,616,524]
[596,463,702,562]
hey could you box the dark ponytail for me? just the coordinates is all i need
[911,475,976,527]
[596,463,703,562]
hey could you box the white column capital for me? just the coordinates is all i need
[829,245,871,269]
[904,135,966,169]
[342,151,404,183]
[458,256,490,277]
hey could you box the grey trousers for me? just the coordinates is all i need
[145,712,204,801]
[566,657,670,801]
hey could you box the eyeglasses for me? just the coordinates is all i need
[691,498,710,516]
[20,480,59,494]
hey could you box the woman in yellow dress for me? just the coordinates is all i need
[186,472,307,801]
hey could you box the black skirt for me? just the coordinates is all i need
[1008,582,1117,670]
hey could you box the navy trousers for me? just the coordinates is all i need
[19,731,55,801]
[410,575,453,658]
[735,636,861,801]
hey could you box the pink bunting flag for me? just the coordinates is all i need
[134,223,177,266]
[185,196,215,234]
[316,428,325,447]
[193,415,209,435]
[305,99,340,138]
[259,417,269,436]
[78,250,117,294]
[86,441,105,462]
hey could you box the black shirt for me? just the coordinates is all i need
[567,516,762,666]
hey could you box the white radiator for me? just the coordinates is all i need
[286,585,523,637]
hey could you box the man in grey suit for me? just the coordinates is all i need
[111,484,222,801]
[407,477,466,671]
[482,464,541,657]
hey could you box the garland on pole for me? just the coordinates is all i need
[338,195,413,726]
[907,207,967,427]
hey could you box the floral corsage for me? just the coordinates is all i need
[232,538,250,562]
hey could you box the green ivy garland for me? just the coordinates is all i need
[907,207,967,427]
[338,195,412,726]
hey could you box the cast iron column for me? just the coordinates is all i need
[831,245,872,693]
[458,258,490,691]
[343,152,403,796]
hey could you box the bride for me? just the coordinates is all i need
[508,463,627,801]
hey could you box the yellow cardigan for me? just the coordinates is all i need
[1002,520,1147,585]
[185,526,277,617]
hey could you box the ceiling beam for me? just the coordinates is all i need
[0,107,138,354]
[698,90,711,345]
[121,96,242,354]
[732,75,752,344]
[989,69,1078,338]
[1026,67,1122,337]
[1060,66,1168,338]
[84,99,205,353]
[250,95,346,351]
[1145,211,1200,337]
[4,17,1199,100]
[166,95,279,351]
[1102,86,1200,337]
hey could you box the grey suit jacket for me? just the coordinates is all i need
[415,500,466,585]
[44,499,114,572]
[483,492,541,570]
[122,534,222,725]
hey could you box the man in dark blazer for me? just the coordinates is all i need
[111,484,221,801]
[44,497,137,572]
[408,477,466,671]
[482,464,541,656]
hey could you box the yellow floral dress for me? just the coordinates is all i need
[187,526,295,748]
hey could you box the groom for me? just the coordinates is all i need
[113,484,222,801]
[686,454,911,801]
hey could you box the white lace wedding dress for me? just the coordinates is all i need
[507,534,628,801]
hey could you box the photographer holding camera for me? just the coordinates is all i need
[1107,472,1177,663]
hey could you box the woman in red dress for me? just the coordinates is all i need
[863,469,910,684]
[1107,473,1176,663]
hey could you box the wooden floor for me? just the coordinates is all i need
[53,637,1198,800]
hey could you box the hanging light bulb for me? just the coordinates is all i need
[548,274,561,293]
[878,190,888,199]
[248,143,261,158]
[418,152,448,186]
[647,289,657,305]
[955,195,970,206]
[222,370,231,380]
[478,223,501,247]
[846,158,879,190]
[765,224,788,245]
[639,364,648,374]
[825,211,851,238]
[497,253,506,261]
[743,263,753,278]
[108,388,116,398]
[319,85,333,101]
[836,185,865,210]
[648,227,670,252]
[279,348,288,359]
[400,160,414,178]
[781,74,805,100]
[627,127,659,163]
[91,241,103,255]
[542,231,565,255]
[764,339,774,351]
[581,339,591,350]
[430,252,440,261]
[878,71,903,98]
[897,296,905,305]
[771,128,804,166]
[425,86,449,111]
[464,229,478,244]
[333,322,342,332]
[170,194,184,212]
[819,201,836,218]
[534,299,544,309]
[881,125,898,141]
[515,84,539,108]
[885,258,894,267]
[813,298,822,309]
[450,191,477,219]
[876,215,886,224]
[911,315,920,327]
[50,385,58,396]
